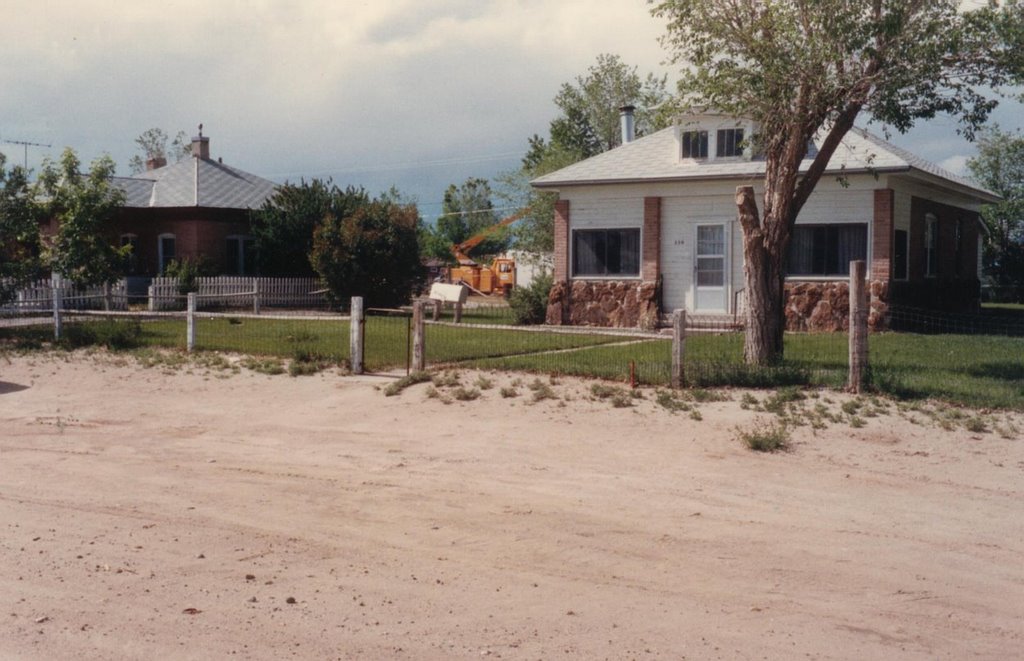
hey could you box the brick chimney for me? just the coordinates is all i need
[145,156,167,170]
[191,123,210,160]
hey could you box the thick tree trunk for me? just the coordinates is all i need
[736,185,787,365]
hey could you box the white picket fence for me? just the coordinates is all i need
[148,277,325,311]
[2,278,128,311]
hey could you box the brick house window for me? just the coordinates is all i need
[716,128,744,157]
[158,233,176,275]
[681,130,709,159]
[925,214,938,277]
[572,229,640,277]
[120,234,138,275]
[225,235,256,276]
[787,224,867,277]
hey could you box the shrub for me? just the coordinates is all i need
[508,271,553,325]
[383,371,432,397]
[738,420,790,452]
[163,256,216,295]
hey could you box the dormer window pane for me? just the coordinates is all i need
[681,130,708,159]
[717,128,744,157]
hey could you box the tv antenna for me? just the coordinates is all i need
[1,137,52,170]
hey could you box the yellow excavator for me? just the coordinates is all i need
[446,209,528,297]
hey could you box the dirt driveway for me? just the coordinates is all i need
[1,352,1022,660]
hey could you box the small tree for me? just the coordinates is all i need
[310,195,422,308]
[38,148,127,287]
[128,128,191,174]
[0,153,42,304]
[421,178,508,262]
[651,0,1024,364]
[967,126,1024,300]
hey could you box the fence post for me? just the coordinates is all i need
[432,299,441,322]
[102,281,112,311]
[848,260,868,393]
[52,286,63,341]
[349,296,364,374]
[252,278,261,315]
[412,300,426,372]
[453,301,463,324]
[186,292,196,353]
[671,308,686,388]
[148,284,155,312]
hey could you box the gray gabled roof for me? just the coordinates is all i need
[114,157,277,209]
[532,124,998,202]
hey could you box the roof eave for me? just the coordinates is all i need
[531,165,914,190]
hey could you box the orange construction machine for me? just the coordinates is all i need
[446,209,528,297]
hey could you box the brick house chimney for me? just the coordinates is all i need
[145,156,167,170]
[191,123,210,160]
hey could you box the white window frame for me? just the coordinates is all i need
[680,130,709,160]
[570,227,643,280]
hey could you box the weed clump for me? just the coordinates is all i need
[383,371,432,397]
[738,420,790,452]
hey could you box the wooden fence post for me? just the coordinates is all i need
[412,300,426,372]
[453,301,463,324]
[102,281,112,312]
[252,278,261,315]
[52,286,63,341]
[186,293,196,352]
[671,308,686,388]
[349,296,364,374]
[848,260,868,393]
[432,299,441,321]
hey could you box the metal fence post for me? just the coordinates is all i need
[848,260,868,393]
[412,300,426,372]
[52,286,63,341]
[187,293,196,353]
[350,296,364,374]
[671,308,686,388]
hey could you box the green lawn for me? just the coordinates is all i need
[2,315,1021,409]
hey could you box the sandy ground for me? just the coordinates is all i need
[1,352,1022,661]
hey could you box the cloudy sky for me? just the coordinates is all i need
[2,0,1021,219]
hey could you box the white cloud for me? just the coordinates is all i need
[939,154,970,175]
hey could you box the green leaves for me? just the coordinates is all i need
[0,152,43,304]
[38,148,126,288]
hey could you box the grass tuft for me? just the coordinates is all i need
[738,420,790,452]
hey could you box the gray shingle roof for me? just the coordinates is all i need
[531,124,998,202]
[114,157,277,209]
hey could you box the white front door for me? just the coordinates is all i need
[694,223,728,311]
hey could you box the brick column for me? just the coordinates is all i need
[552,200,570,281]
[642,197,661,282]
[872,189,894,281]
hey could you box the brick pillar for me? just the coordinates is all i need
[872,189,894,281]
[642,197,661,281]
[552,200,570,281]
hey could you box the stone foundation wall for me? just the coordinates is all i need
[784,280,890,332]
[546,280,659,329]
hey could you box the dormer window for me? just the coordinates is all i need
[717,128,745,157]
[681,130,709,159]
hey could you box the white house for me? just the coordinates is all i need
[531,110,998,330]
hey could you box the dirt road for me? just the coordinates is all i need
[1,353,1022,659]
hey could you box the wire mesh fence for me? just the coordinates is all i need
[3,289,1022,409]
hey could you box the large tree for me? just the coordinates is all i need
[421,177,508,262]
[37,148,127,287]
[502,53,672,253]
[251,179,368,277]
[968,125,1024,299]
[310,194,422,309]
[0,153,42,304]
[652,0,1024,364]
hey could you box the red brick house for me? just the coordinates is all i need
[111,130,276,277]
[532,111,998,330]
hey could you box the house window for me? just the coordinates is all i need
[716,128,744,157]
[572,228,640,277]
[681,130,709,159]
[787,224,867,277]
[120,234,138,275]
[158,233,176,274]
[893,229,908,280]
[925,214,938,277]
[226,235,256,275]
